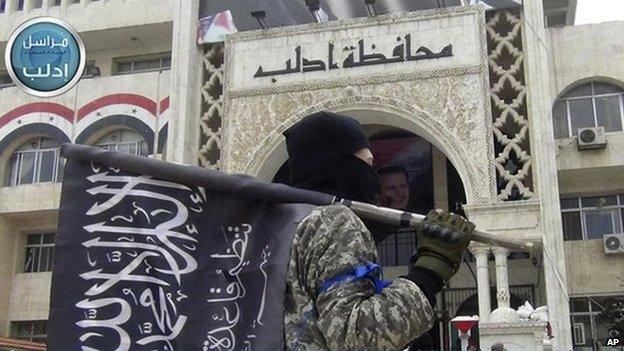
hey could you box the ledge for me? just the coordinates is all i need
[0,183,61,215]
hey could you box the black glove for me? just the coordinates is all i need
[404,209,475,305]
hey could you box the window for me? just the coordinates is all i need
[95,129,148,156]
[569,296,624,351]
[553,82,624,138]
[561,195,624,241]
[6,137,62,187]
[0,71,14,88]
[10,320,47,343]
[81,60,100,78]
[113,52,171,75]
[573,322,586,345]
[24,233,55,273]
[377,229,416,266]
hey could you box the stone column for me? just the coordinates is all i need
[0,217,16,336]
[166,0,203,164]
[493,246,510,309]
[521,0,572,349]
[23,0,32,11]
[5,0,16,14]
[470,243,492,322]
[432,147,449,211]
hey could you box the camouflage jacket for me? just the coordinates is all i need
[284,204,434,351]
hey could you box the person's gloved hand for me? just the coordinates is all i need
[413,209,475,282]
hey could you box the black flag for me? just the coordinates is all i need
[48,144,333,351]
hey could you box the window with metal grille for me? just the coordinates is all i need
[560,195,624,241]
[553,82,624,139]
[569,295,624,350]
[6,137,62,186]
[94,129,148,156]
[113,52,171,75]
[24,233,55,273]
[10,320,47,343]
[573,322,586,345]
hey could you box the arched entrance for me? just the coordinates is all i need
[245,104,492,206]
[270,121,467,265]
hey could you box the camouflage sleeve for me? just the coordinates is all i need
[296,204,435,351]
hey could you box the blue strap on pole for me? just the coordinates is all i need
[318,262,392,295]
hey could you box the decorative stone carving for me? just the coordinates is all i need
[198,43,224,170]
[487,9,534,201]
[223,74,495,203]
[216,6,499,204]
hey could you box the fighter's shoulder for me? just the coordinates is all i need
[301,203,364,229]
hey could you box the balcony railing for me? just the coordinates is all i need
[0,0,173,42]
[1,0,108,15]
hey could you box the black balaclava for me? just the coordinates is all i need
[283,111,380,205]
[283,112,400,244]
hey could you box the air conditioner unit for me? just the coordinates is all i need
[603,234,624,254]
[577,127,607,150]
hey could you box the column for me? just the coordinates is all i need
[432,147,449,211]
[23,0,32,11]
[0,217,16,336]
[492,246,510,309]
[521,0,572,349]
[166,0,203,164]
[470,244,492,322]
[5,0,16,14]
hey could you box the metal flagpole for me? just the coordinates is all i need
[61,144,535,253]
[339,199,535,252]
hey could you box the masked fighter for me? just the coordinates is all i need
[282,111,475,350]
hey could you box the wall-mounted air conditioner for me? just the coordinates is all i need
[577,127,607,150]
[603,234,624,255]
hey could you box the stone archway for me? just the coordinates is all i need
[230,95,495,205]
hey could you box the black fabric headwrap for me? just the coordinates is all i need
[283,111,371,186]
[283,111,378,203]
[283,111,401,243]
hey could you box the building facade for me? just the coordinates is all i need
[0,0,622,350]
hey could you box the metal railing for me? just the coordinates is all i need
[0,0,108,15]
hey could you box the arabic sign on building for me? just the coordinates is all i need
[4,17,86,97]
[226,9,483,91]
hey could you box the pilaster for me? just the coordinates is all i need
[166,0,203,164]
[521,0,572,349]
[470,243,492,321]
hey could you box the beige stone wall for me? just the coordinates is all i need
[565,240,624,296]
[550,22,624,196]
[548,21,624,98]
[0,187,58,331]
[8,273,52,322]
[548,21,624,305]
[0,218,18,335]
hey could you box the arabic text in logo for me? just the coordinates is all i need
[4,17,86,97]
